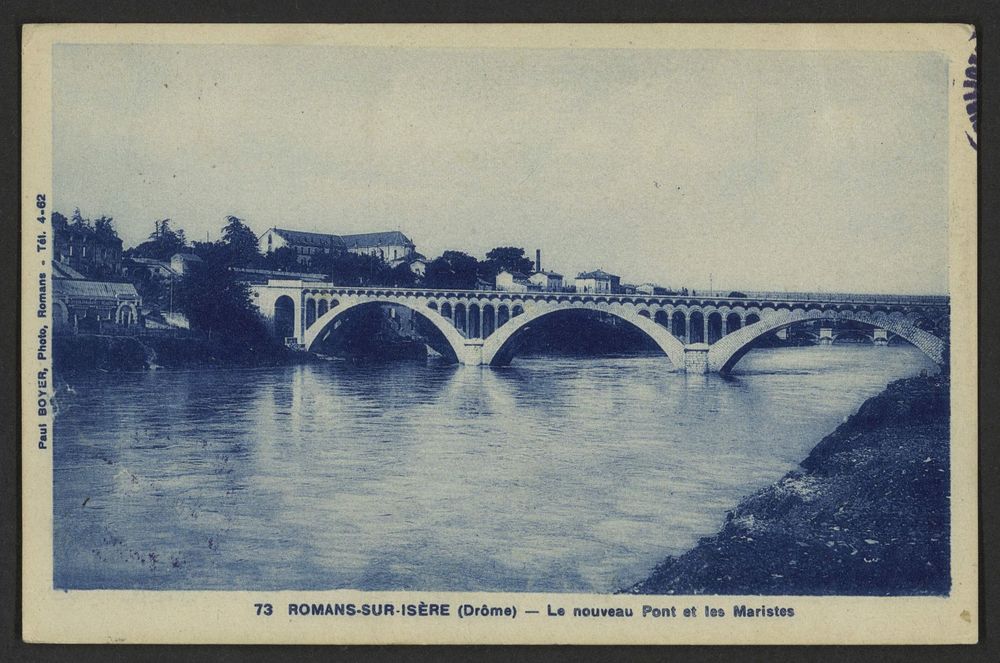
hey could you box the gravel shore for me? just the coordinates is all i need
[626,375,950,596]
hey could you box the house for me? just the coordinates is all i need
[574,269,621,294]
[52,270,142,333]
[406,257,428,277]
[341,231,416,264]
[637,282,671,296]
[53,218,124,279]
[495,270,532,293]
[170,252,203,275]
[528,270,563,292]
[619,283,638,295]
[258,227,417,266]
[126,256,176,280]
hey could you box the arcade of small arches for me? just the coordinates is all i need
[50,299,139,332]
[251,284,950,375]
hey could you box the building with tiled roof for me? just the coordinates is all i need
[575,269,621,294]
[52,275,141,333]
[258,227,415,266]
[495,270,534,293]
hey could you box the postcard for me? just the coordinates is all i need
[21,23,978,644]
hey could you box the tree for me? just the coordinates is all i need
[220,215,261,268]
[93,215,118,242]
[260,246,301,272]
[312,251,391,286]
[130,218,187,260]
[70,208,89,230]
[52,211,69,233]
[173,242,269,343]
[480,247,535,282]
[424,250,480,289]
[386,262,419,287]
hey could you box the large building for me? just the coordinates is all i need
[53,218,124,279]
[574,269,621,294]
[258,227,416,266]
[52,261,141,333]
[495,270,533,292]
[528,270,563,292]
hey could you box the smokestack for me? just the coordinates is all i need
[535,249,541,272]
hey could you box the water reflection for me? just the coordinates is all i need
[54,345,936,592]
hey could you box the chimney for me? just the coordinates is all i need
[535,249,542,272]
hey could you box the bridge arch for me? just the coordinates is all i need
[707,308,947,374]
[480,304,685,369]
[273,295,296,340]
[302,298,468,363]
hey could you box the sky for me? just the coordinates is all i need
[52,44,949,294]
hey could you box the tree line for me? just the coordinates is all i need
[55,211,545,342]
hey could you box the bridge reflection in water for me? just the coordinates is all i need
[250,281,949,375]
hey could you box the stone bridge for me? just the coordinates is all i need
[250,280,950,374]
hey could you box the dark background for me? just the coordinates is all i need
[1,1,996,661]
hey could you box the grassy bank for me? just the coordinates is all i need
[625,375,950,596]
[53,333,314,372]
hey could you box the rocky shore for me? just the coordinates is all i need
[626,375,951,596]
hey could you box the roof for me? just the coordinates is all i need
[172,252,202,262]
[51,261,86,280]
[54,279,140,300]
[532,270,563,278]
[341,231,414,249]
[271,228,347,249]
[129,257,177,274]
[500,270,530,281]
[576,269,620,280]
[269,228,414,250]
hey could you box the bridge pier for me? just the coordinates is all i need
[873,328,889,346]
[683,343,709,374]
[461,339,485,366]
[818,327,834,346]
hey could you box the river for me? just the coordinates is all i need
[53,345,936,592]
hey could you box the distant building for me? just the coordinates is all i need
[126,257,176,280]
[52,267,141,333]
[341,231,416,264]
[574,269,621,294]
[406,257,428,277]
[53,220,124,279]
[259,228,345,264]
[495,270,532,293]
[619,283,637,295]
[529,270,563,291]
[170,252,203,275]
[258,227,416,265]
[636,283,671,296]
[525,249,563,291]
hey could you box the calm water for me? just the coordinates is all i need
[53,345,936,592]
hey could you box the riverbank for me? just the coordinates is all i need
[53,333,315,372]
[625,374,950,596]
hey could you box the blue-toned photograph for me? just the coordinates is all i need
[49,43,951,596]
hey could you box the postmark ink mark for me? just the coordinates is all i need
[965,31,977,151]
